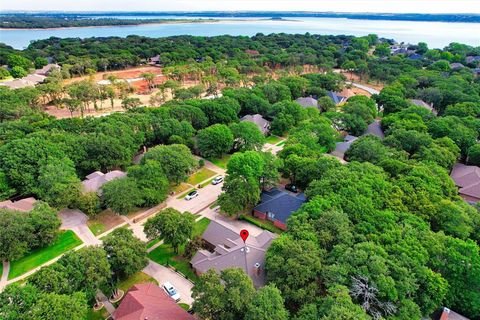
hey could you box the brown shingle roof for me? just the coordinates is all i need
[450,163,480,200]
[113,283,194,320]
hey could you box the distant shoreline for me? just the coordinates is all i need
[0,18,222,30]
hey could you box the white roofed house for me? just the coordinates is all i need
[81,170,126,196]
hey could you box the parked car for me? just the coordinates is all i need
[285,183,299,193]
[163,282,181,302]
[185,190,199,200]
[212,176,224,185]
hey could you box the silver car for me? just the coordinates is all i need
[185,190,198,200]
[163,282,181,302]
[211,176,224,185]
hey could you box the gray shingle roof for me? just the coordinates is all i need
[82,170,126,195]
[450,163,480,200]
[295,97,318,108]
[327,91,346,105]
[191,220,276,287]
[240,114,270,135]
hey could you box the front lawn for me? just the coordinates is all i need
[147,217,211,283]
[177,188,196,200]
[87,221,105,236]
[208,154,231,169]
[117,271,158,292]
[8,230,83,280]
[187,167,216,185]
[265,135,283,145]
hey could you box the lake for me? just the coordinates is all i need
[1,17,479,49]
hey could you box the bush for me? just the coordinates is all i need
[76,192,101,216]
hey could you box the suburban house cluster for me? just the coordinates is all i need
[0,64,59,89]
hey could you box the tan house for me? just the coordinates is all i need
[0,197,37,212]
[82,170,126,195]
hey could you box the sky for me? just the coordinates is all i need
[2,0,480,14]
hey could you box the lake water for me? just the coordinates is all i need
[1,17,479,49]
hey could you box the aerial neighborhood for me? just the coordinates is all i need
[0,18,479,320]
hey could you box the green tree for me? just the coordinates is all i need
[102,177,143,215]
[144,208,194,254]
[0,284,39,320]
[467,144,480,166]
[75,192,101,216]
[142,144,197,184]
[229,121,265,152]
[192,268,256,320]
[245,284,289,320]
[217,175,260,217]
[265,236,323,310]
[197,124,234,159]
[31,292,87,320]
[103,228,148,279]
[10,66,28,78]
[318,95,336,112]
[34,57,49,69]
[7,54,33,70]
[37,157,81,208]
[128,160,169,206]
[0,67,10,80]
[121,97,142,110]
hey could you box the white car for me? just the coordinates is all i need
[211,176,224,185]
[163,282,181,302]
[185,190,199,200]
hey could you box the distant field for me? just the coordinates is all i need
[8,230,82,280]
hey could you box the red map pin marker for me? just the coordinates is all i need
[240,229,249,243]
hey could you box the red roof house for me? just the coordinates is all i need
[113,283,194,320]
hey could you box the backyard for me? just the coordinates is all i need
[8,230,83,280]
[147,217,211,283]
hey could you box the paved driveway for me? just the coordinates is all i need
[59,209,101,245]
[143,261,194,305]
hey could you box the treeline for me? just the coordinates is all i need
[0,16,214,29]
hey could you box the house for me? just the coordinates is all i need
[295,97,318,108]
[82,170,126,195]
[466,56,480,64]
[330,135,358,159]
[327,91,347,105]
[450,163,480,204]
[149,55,160,65]
[113,283,194,320]
[434,307,470,320]
[450,62,465,70]
[473,68,480,76]
[253,187,306,230]
[240,114,271,135]
[191,220,276,287]
[0,197,37,212]
[364,120,385,139]
[410,99,437,115]
[34,63,60,76]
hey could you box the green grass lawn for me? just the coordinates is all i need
[265,135,282,145]
[208,154,231,169]
[146,238,161,249]
[179,303,190,311]
[87,221,106,236]
[276,140,286,147]
[8,230,82,280]
[187,167,216,185]
[117,271,158,292]
[239,214,284,234]
[147,218,211,283]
